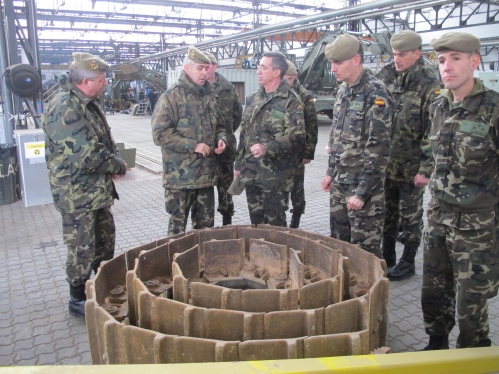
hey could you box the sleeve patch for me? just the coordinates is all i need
[374,99,385,107]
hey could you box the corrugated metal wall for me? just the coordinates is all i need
[167,69,259,104]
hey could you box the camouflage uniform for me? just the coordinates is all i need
[212,72,242,217]
[235,79,306,226]
[377,58,439,246]
[152,71,226,236]
[327,68,393,256]
[42,83,127,286]
[290,79,318,215]
[421,79,499,348]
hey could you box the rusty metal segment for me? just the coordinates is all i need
[249,238,288,277]
[203,238,245,278]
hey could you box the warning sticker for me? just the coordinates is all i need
[25,141,45,159]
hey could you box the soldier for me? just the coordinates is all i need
[42,52,129,317]
[376,30,440,280]
[235,51,306,226]
[421,33,499,350]
[321,33,393,257]
[283,60,318,228]
[152,46,227,236]
[203,51,243,225]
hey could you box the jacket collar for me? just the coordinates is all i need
[178,71,213,95]
[441,78,485,114]
[258,78,292,99]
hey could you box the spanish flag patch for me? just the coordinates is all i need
[374,99,385,107]
[435,89,441,95]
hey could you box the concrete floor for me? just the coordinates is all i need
[1,112,498,365]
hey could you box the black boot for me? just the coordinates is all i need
[222,214,232,226]
[422,335,449,351]
[290,212,301,229]
[388,244,417,281]
[382,235,396,268]
[69,284,86,318]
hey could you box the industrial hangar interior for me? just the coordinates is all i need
[1,0,499,370]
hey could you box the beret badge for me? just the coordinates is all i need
[88,61,99,70]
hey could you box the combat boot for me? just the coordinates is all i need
[69,284,86,318]
[422,335,449,351]
[382,235,396,268]
[222,214,232,226]
[290,212,301,229]
[388,243,417,281]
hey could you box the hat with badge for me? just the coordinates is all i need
[187,46,211,64]
[325,33,360,62]
[430,32,481,53]
[390,30,422,52]
[71,52,109,73]
[285,60,298,75]
[204,51,218,64]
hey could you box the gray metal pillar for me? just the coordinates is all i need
[25,0,41,118]
[0,1,14,143]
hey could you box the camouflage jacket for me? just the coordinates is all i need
[152,71,226,190]
[213,72,243,163]
[292,79,318,160]
[42,83,126,214]
[377,58,440,181]
[235,79,306,192]
[426,79,499,229]
[327,69,393,201]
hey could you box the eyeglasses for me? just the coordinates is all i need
[257,65,274,71]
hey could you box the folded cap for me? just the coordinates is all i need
[430,32,481,53]
[285,60,298,75]
[390,30,422,52]
[187,46,211,64]
[325,33,360,62]
[204,51,218,64]
[71,52,109,73]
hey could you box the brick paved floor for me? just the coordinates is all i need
[1,113,497,365]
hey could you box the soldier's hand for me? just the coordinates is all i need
[322,176,333,192]
[302,159,311,164]
[194,143,211,157]
[326,146,331,154]
[414,174,429,187]
[347,196,364,210]
[125,161,131,171]
[214,139,226,154]
[250,144,267,158]
[234,170,241,177]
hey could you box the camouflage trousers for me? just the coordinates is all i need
[383,177,425,246]
[330,183,385,257]
[165,187,214,236]
[290,163,305,214]
[216,162,235,216]
[422,218,499,348]
[245,185,288,227]
[61,207,115,287]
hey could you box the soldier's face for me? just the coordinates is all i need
[206,63,217,82]
[393,49,422,72]
[331,58,356,84]
[438,51,480,91]
[283,74,297,86]
[257,57,280,86]
[185,63,210,85]
[83,73,108,99]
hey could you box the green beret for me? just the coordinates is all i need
[285,60,297,75]
[71,52,109,73]
[430,32,481,53]
[187,46,211,64]
[203,51,218,64]
[325,33,360,62]
[390,30,422,52]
